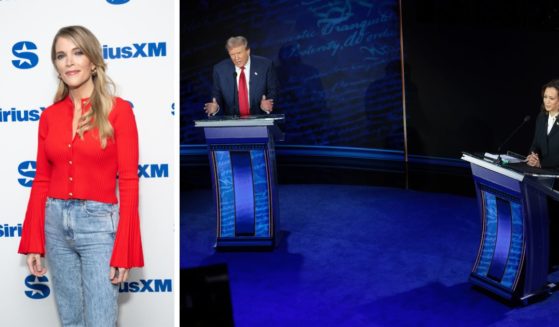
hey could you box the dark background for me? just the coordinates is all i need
[403,0,559,159]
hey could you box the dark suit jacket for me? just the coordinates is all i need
[211,55,278,115]
[530,111,559,168]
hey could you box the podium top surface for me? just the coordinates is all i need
[462,152,559,179]
[462,152,525,181]
[194,114,285,127]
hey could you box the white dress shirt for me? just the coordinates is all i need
[548,114,557,134]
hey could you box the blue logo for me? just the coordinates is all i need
[18,161,36,187]
[18,161,167,185]
[24,275,50,299]
[138,163,169,178]
[0,223,22,238]
[119,279,172,293]
[0,106,44,123]
[103,42,167,60]
[12,41,39,69]
[107,0,130,4]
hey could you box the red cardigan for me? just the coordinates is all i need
[18,96,144,268]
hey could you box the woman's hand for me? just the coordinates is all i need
[26,253,47,277]
[109,266,129,284]
[527,152,541,168]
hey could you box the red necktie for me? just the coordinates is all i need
[238,66,250,117]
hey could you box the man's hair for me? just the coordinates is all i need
[225,36,249,50]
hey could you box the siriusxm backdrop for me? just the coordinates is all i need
[0,1,176,326]
[181,0,404,150]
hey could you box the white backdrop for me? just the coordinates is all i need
[0,0,178,326]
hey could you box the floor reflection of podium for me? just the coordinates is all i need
[462,152,559,304]
[195,115,284,250]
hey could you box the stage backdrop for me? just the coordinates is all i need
[181,0,404,150]
[0,1,176,326]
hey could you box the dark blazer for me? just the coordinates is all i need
[211,55,278,115]
[530,111,559,168]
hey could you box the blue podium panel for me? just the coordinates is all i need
[472,184,525,295]
[212,146,273,240]
[196,116,283,249]
[463,153,553,303]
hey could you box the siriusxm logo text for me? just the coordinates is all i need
[18,161,36,187]
[25,275,50,299]
[119,279,172,293]
[12,41,39,69]
[103,42,166,60]
[0,223,22,238]
[139,163,169,178]
[0,107,44,123]
[19,161,167,186]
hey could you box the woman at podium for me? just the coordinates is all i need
[527,79,559,168]
[527,79,559,269]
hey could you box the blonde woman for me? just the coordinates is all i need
[18,25,143,326]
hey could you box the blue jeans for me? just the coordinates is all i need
[45,198,120,327]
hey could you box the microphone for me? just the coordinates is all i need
[496,115,531,164]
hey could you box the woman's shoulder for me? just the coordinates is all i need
[41,97,71,118]
[533,111,546,121]
[109,97,135,120]
[112,97,133,111]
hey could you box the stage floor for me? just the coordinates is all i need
[182,184,559,326]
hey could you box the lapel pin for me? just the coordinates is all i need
[254,72,258,76]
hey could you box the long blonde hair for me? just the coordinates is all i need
[51,25,115,148]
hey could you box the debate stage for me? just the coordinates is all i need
[181,183,559,327]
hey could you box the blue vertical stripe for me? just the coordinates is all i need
[500,201,523,288]
[251,149,270,237]
[488,198,512,281]
[476,192,497,276]
[215,151,235,237]
[231,151,255,236]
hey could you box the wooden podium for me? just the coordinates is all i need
[195,115,284,249]
[462,152,559,304]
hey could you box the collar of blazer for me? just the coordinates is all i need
[548,114,559,137]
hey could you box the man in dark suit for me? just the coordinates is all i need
[204,36,278,116]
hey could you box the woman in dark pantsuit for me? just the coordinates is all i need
[527,79,559,269]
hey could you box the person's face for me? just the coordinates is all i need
[54,36,95,93]
[228,45,250,68]
[543,87,559,114]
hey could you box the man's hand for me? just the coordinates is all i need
[260,95,274,113]
[204,98,219,116]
